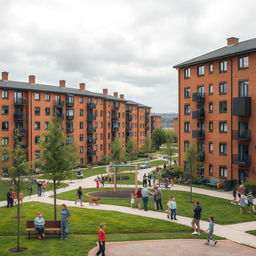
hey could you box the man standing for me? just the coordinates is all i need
[154,187,163,211]
[147,173,152,187]
[37,181,43,197]
[191,201,202,235]
[141,187,152,211]
[7,188,13,208]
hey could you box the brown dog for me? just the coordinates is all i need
[89,197,101,206]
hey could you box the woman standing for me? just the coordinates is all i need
[136,188,142,210]
[60,204,71,239]
[96,178,100,189]
[34,212,45,239]
[75,186,83,206]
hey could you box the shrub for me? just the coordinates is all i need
[96,160,110,166]
[244,180,256,196]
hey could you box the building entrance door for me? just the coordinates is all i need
[238,169,249,184]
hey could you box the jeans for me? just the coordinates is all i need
[156,199,163,210]
[35,225,45,236]
[38,188,42,196]
[207,232,215,242]
[143,181,147,187]
[171,209,177,219]
[142,197,148,211]
[7,198,13,208]
[96,241,105,256]
[148,179,151,187]
[61,219,69,238]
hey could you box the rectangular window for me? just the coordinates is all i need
[197,65,205,76]
[100,133,103,140]
[79,134,84,141]
[45,107,50,116]
[2,122,9,131]
[219,143,227,155]
[209,102,213,113]
[35,151,40,159]
[184,104,190,115]
[35,107,40,116]
[66,136,74,144]
[184,141,190,151]
[2,106,9,115]
[209,64,213,74]
[219,121,227,133]
[80,146,84,153]
[219,60,227,72]
[219,82,227,94]
[66,109,74,118]
[2,90,8,99]
[239,56,249,69]
[219,101,227,113]
[100,110,103,117]
[184,88,190,98]
[80,122,84,129]
[44,122,49,130]
[184,122,190,132]
[219,166,227,178]
[34,122,40,130]
[209,142,213,152]
[1,137,9,146]
[208,84,213,95]
[80,158,84,164]
[80,109,84,117]
[184,161,189,172]
[209,165,213,176]
[35,136,40,144]
[184,68,190,79]
[34,93,40,101]
[238,80,248,97]
[209,121,213,132]
[79,97,83,104]
[45,94,50,101]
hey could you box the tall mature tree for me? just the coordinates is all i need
[165,141,175,164]
[0,134,30,252]
[165,129,178,143]
[152,128,166,150]
[185,143,200,203]
[126,137,138,161]
[40,115,78,220]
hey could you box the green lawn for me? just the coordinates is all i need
[0,180,68,201]
[105,173,142,185]
[246,230,256,236]
[56,188,256,225]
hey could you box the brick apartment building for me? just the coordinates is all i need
[151,114,162,133]
[174,37,256,184]
[0,72,151,175]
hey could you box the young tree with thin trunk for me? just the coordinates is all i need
[152,128,166,150]
[40,115,78,220]
[126,137,138,161]
[142,135,152,154]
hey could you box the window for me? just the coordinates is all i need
[100,144,103,151]
[35,136,40,144]
[66,136,74,144]
[2,122,9,131]
[45,122,49,130]
[108,133,110,139]
[184,104,190,115]
[34,122,40,130]
[209,121,213,132]
[80,122,84,129]
[184,141,190,151]
[80,109,84,117]
[239,56,249,69]
[219,143,227,155]
[100,110,103,117]
[108,112,110,118]
[100,133,103,140]
[209,84,213,95]
[219,60,227,72]
[79,134,84,141]
[197,65,205,76]
[34,93,40,101]
[100,122,103,128]
[209,165,213,176]
[79,97,83,104]
[1,153,9,162]
[184,88,190,98]
[219,101,227,113]
[1,138,9,146]
[219,82,227,94]
[219,121,227,133]
[45,107,50,116]
[66,109,74,118]
[80,158,84,164]
[209,142,213,152]
[2,106,9,115]
[184,161,189,172]
[184,68,190,79]
[209,102,213,113]
[209,64,213,74]
[219,166,227,178]
[238,80,248,97]
[45,94,50,101]
[35,151,40,159]
[80,146,84,153]
[35,107,40,116]
[184,122,190,132]
[2,90,8,99]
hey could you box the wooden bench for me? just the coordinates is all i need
[26,220,61,239]
[206,178,220,187]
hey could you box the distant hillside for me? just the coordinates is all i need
[153,113,178,128]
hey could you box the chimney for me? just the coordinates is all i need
[59,80,66,87]
[79,83,86,90]
[120,94,124,99]
[103,88,108,95]
[113,92,118,98]
[227,37,239,46]
[29,75,35,84]
[2,71,8,81]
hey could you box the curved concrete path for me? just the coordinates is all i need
[88,239,256,256]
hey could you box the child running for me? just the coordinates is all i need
[205,216,217,246]
[75,186,83,206]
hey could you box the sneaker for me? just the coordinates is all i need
[192,231,199,235]
[174,218,178,220]
[214,241,218,246]
[205,242,209,245]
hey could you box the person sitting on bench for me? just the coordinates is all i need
[34,212,45,239]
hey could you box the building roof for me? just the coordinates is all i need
[173,38,256,68]
[126,100,151,108]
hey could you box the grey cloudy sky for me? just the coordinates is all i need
[1,0,256,113]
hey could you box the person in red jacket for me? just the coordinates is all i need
[96,223,106,256]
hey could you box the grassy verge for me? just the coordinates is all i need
[105,173,142,185]
[246,230,256,236]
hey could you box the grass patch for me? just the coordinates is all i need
[246,230,256,236]
[105,173,142,185]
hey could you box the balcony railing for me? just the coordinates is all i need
[87,127,96,133]
[14,128,27,136]
[126,125,132,131]
[111,105,120,111]
[14,113,26,121]
[87,139,97,145]
[54,101,64,108]
[14,98,27,105]
[112,115,119,121]
[198,151,205,161]
[126,109,131,113]
[232,154,250,166]
[88,114,97,121]
[87,150,97,156]
[112,126,119,132]
[66,115,74,120]
[192,110,205,120]
[192,92,205,102]
[66,101,74,107]
[127,115,132,122]
[232,130,251,141]
[192,130,205,139]
[232,97,251,117]
[87,103,96,109]
[66,127,74,133]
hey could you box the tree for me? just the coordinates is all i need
[185,143,200,203]
[165,129,178,143]
[40,115,78,220]
[152,128,166,150]
[0,134,30,252]
[165,141,175,164]
[126,137,138,161]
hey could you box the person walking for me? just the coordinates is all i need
[12,191,17,205]
[154,187,163,211]
[136,188,142,210]
[28,185,33,199]
[191,201,202,235]
[75,186,83,206]
[96,178,100,189]
[60,204,71,239]
[95,223,106,256]
[37,181,43,197]
[141,187,152,211]
[34,212,45,239]
[239,193,246,214]
[231,185,239,205]
[205,216,217,246]
[19,191,24,205]
[246,190,255,213]
[147,173,152,187]
[169,197,177,220]
[7,188,13,208]
[143,174,147,187]
[42,180,47,196]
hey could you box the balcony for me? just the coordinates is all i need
[192,110,205,120]
[198,151,205,161]
[88,114,96,121]
[87,103,96,109]
[87,127,96,133]
[112,115,119,121]
[192,92,205,102]
[66,115,74,120]
[66,127,74,133]
[66,101,74,107]
[232,130,251,141]
[112,126,119,132]
[54,101,64,108]
[126,109,131,113]
[192,130,205,139]
[87,139,97,145]
[127,115,132,122]
[14,128,27,136]
[145,125,150,130]
[126,125,132,131]
[232,154,250,166]
[14,113,26,121]
[232,97,251,117]
[111,105,120,111]
[87,150,97,156]
[14,98,27,105]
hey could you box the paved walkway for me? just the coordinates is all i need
[88,239,256,256]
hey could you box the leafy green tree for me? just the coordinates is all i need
[126,137,138,161]
[185,143,200,203]
[152,128,166,150]
[142,135,152,153]
[165,129,178,143]
[40,115,78,220]
[165,141,175,164]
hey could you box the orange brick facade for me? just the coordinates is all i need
[0,72,151,174]
[151,115,162,133]
[176,38,256,184]
[173,117,179,135]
